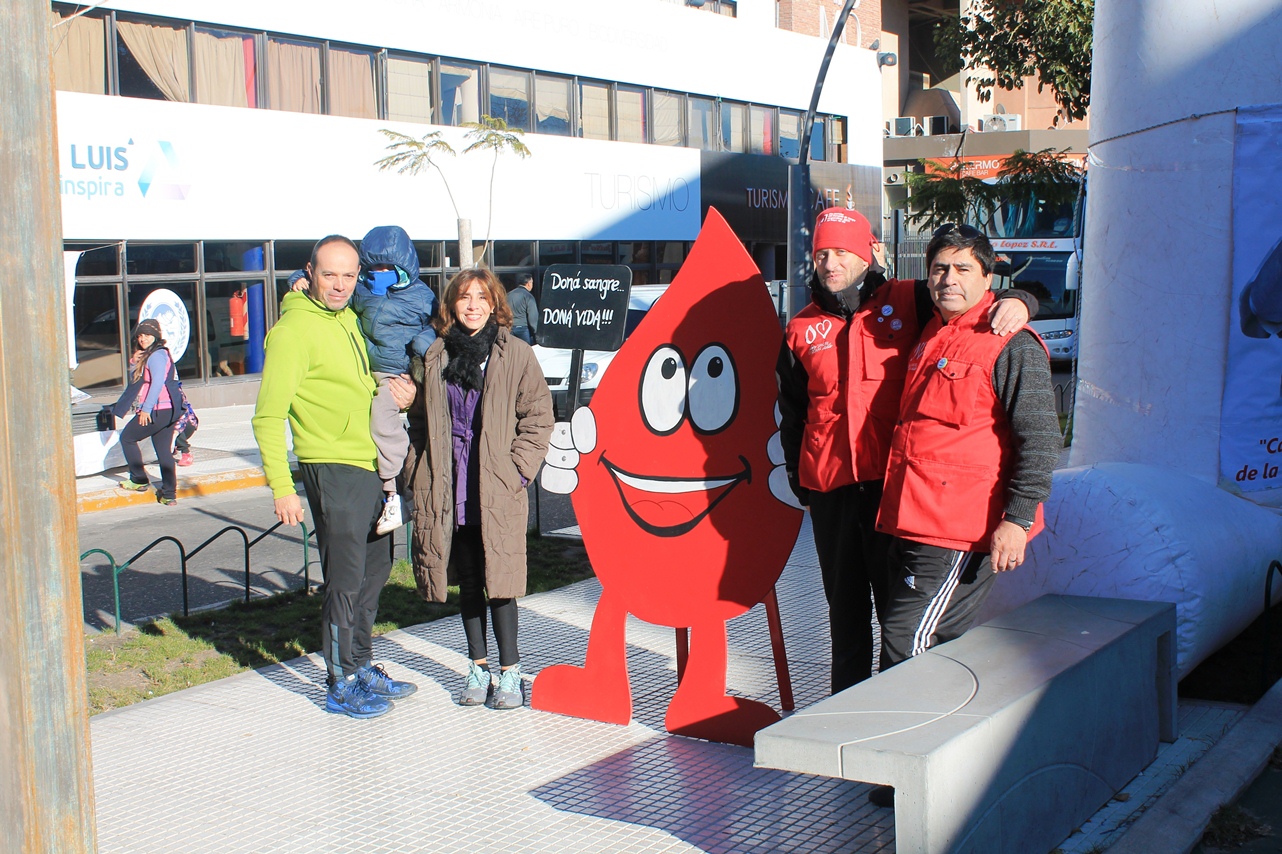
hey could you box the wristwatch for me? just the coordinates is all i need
[1003,512,1034,532]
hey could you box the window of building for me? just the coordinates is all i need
[126,243,197,275]
[616,86,647,144]
[720,101,747,152]
[750,105,776,155]
[193,26,257,108]
[491,241,534,268]
[828,116,846,161]
[126,281,201,381]
[412,241,442,269]
[116,18,190,102]
[272,241,314,274]
[327,45,377,119]
[204,241,266,273]
[578,80,611,140]
[534,74,572,136]
[71,285,126,389]
[688,96,715,150]
[538,242,576,266]
[265,36,322,114]
[204,279,264,376]
[488,67,531,131]
[581,242,614,265]
[440,61,481,125]
[386,54,432,123]
[70,243,121,277]
[652,91,683,146]
[778,110,801,159]
[810,115,828,161]
[50,8,108,94]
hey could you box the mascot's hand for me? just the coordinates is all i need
[767,402,804,509]
[541,407,597,494]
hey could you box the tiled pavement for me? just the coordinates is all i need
[90,519,1243,854]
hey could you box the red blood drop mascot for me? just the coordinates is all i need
[534,209,804,746]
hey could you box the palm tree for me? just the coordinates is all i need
[461,115,532,266]
[374,128,475,268]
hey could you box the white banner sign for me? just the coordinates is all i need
[1221,103,1282,494]
[56,92,701,242]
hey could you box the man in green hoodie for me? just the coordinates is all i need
[252,235,419,719]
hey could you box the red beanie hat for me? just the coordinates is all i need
[812,207,874,262]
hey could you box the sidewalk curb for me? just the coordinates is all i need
[78,468,269,514]
[1106,678,1282,854]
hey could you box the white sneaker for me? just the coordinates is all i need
[375,493,404,535]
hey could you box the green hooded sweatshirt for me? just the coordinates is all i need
[252,291,378,498]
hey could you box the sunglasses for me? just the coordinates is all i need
[932,223,984,239]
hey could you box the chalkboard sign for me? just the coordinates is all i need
[536,264,633,351]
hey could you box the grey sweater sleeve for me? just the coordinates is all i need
[992,331,1061,521]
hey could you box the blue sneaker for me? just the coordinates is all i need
[326,675,392,719]
[356,663,417,699]
[490,664,524,710]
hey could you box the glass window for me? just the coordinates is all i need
[750,105,776,155]
[193,26,256,108]
[578,81,610,140]
[49,9,108,94]
[445,241,482,268]
[653,91,683,146]
[126,281,200,381]
[116,19,190,102]
[718,1,738,16]
[656,242,686,265]
[829,116,846,161]
[71,285,125,389]
[538,242,576,266]
[688,97,715,150]
[272,241,314,273]
[328,45,377,119]
[387,54,432,123]
[69,244,120,277]
[618,243,651,264]
[412,241,442,268]
[489,67,531,131]
[440,61,481,125]
[126,244,196,275]
[534,74,572,136]
[721,101,747,152]
[616,86,647,144]
[810,116,828,162]
[205,280,266,376]
[265,37,321,114]
[491,242,534,267]
[779,110,801,159]
[205,242,266,273]
[581,242,614,265]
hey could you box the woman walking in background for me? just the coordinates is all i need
[405,269,553,710]
[111,318,182,505]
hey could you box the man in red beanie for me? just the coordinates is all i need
[776,208,1038,695]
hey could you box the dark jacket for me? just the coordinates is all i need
[404,327,554,602]
[352,225,439,374]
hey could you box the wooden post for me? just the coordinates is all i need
[0,3,97,850]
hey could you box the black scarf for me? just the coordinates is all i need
[442,321,498,391]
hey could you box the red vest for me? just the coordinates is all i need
[877,291,1045,551]
[783,278,918,492]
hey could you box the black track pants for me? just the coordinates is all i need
[300,463,392,684]
[879,538,995,670]
[452,525,520,668]
[121,407,179,499]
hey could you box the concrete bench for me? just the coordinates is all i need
[755,594,1176,854]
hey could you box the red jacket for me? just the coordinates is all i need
[782,278,918,491]
[877,291,1045,551]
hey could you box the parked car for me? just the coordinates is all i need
[532,284,667,419]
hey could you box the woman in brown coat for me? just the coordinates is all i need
[405,268,553,710]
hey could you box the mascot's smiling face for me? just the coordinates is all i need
[571,210,802,625]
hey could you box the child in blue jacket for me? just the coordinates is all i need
[291,225,438,533]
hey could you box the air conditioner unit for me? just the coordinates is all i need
[890,116,915,137]
[925,115,951,135]
[980,113,1022,132]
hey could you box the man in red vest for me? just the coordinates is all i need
[876,224,1060,675]
[777,210,1037,693]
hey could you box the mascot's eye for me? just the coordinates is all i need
[688,344,738,433]
[640,345,687,435]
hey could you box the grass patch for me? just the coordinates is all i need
[87,534,592,714]
[1201,804,1271,850]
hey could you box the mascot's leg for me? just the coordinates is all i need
[665,618,780,747]
[531,589,632,725]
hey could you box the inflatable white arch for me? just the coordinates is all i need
[978,0,1282,677]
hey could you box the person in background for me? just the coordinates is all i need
[405,268,553,710]
[507,272,539,345]
[172,393,199,467]
[110,318,182,505]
